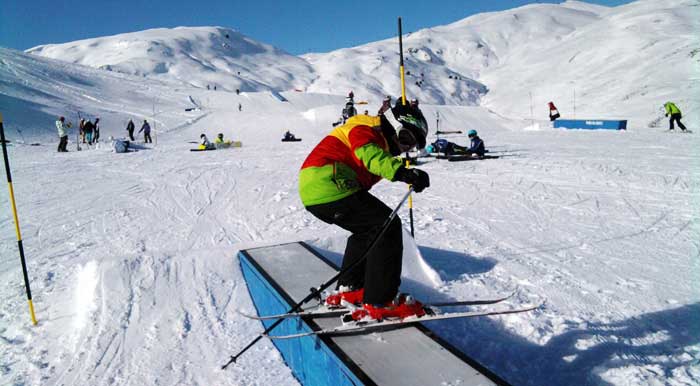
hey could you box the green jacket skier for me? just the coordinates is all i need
[664,102,687,131]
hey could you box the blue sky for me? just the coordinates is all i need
[2,0,633,55]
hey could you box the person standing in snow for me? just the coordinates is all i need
[548,101,560,121]
[126,119,135,141]
[55,116,71,152]
[342,100,357,123]
[83,119,95,144]
[93,118,101,143]
[139,119,152,143]
[79,118,86,143]
[664,102,687,131]
[299,103,430,321]
[377,95,392,115]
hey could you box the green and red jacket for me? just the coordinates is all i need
[299,115,403,206]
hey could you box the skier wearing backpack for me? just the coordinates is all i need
[664,102,687,131]
[299,102,430,321]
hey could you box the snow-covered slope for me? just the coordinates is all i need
[1,1,698,385]
[25,1,697,129]
[28,27,314,93]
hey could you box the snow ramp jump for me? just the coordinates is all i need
[238,242,509,386]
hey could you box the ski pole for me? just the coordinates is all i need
[221,187,414,369]
[0,113,38,325]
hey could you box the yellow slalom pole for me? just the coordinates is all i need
[398,17,414,237]
[0,113,38,325]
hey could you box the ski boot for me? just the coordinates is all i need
[324,286,364,308]
[346,294,426,322]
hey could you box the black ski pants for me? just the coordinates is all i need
[144,132,152,143]
[127,130,135,141]
[57,135,68,152]
[306,190,403,305]
[669,113,687,131]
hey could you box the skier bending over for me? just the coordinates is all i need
[299,103,430,321]
[664,102,687,131]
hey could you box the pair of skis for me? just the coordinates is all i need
[238,293,542,339]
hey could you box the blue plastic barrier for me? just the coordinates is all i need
[554,119,627,130]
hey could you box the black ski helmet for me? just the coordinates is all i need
[381,103,428,150]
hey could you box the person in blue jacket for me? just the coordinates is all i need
[467,129,485,157]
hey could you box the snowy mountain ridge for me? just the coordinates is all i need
[26,0,698,127]
[27,26,315,94]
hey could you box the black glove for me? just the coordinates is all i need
[394,166,430,192]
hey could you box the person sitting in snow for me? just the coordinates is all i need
[466,129,485,157]
[299,102,430,322]
[214,133,232,148]
[199,134,215,150]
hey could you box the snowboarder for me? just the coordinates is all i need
[548,101,560,121]
[55,116,71,152]
[299,103,430,321]
[139,120,152,143]
[83,119,95,144]
[93,118,101,143]
[664,102,687,131]
[283,131,297,141]
[214,133,225,146]
[126,119,135,141]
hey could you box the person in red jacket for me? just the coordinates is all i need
[299,103,429,321]
[548,101,560,121]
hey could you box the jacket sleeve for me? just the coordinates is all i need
[348,126,402,180]
[354,143,403,180]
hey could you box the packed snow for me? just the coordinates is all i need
[2,0,699,385]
